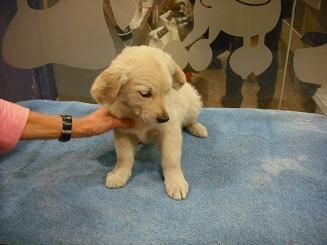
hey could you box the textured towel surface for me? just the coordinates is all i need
[1,100,326,244]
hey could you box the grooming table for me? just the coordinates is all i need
[1,100,326,244]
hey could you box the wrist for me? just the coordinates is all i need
[58,114,72,142]
[72,117,91,138]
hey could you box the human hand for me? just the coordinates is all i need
[73,107,134,137]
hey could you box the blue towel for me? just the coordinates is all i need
[1,100,326,244]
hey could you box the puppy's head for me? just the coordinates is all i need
[91,46,186,124]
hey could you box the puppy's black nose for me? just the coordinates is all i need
[156,116,169,123]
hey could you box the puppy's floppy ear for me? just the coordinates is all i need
[90,68,128,104]
[166,54,186,90]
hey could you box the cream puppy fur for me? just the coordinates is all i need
[91,45,207,200]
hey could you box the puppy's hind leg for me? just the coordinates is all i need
[186,121,208,138]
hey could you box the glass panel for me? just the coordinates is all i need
[161,0,294,109]
[281,0,327,113]
[1,0,326,114]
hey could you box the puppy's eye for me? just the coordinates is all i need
[139,91,152,98]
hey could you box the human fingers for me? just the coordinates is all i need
[110,117,135,129]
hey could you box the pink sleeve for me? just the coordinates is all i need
[0,99,30,154]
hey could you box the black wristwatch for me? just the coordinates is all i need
[59,114,72,142]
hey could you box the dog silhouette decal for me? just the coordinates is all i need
[2,0,117,69]
[164,0,281,78]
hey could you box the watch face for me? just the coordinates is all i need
[235,0,271,6]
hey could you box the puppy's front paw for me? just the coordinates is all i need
[105,169,131,188]
[164,176,189,200]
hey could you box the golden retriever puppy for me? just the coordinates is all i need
[91,45,207,200]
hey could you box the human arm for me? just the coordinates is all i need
[21,106,134,139]
[0,99,30,153]
[0,99,133,154]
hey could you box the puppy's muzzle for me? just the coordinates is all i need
[156,116,169,123]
